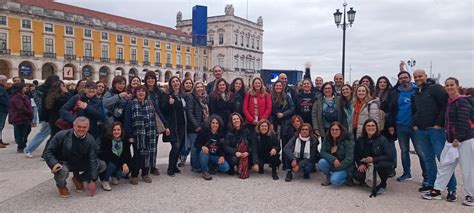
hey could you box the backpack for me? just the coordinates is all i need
[455,96,474,129]
[322,99,338,123]
[368,102,386,131]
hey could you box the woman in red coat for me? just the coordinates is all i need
[243,77,272,130]
[8,82,33,153]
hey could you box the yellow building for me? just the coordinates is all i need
[0,0,211,84]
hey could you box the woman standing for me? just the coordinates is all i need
[312,82,342,140]
[8,82,33,153]
[423,77,474,206]
[294,79,316,124]
[243,77,272,130]
[271,80,295,167]
[208,78,234,131]
[95,81,107,98]
[252,119,281,180]
[127,76,142,96]
[45,81,71,138]
[99,122,131,190]
[354,119,395,196]
[195,115,230,180]
[340,84,354,134]
[182,78,194,94]
[359,75,376,97]
[319,122,354,186]
[182,81,209,171]
[160,76,188,177]
[352,85,381,139]
[230,78,246,116]
[223,113,253,177]
[124,85,157,184]
[103,76,131,125]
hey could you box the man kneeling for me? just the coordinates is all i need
[43,117,106,198]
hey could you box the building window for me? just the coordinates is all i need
[0,16,6,25]
[143,39,149,47]
[209,34,214,45]
[219,33,224,45]
[252,38,255,49]
[202,58,207,68]
[101,45,108,58]
[186,54,190,65]
[203,49,207,55]
[177,54,181,65]
[257,39,260,50]
[65,26,74,35]
[218,56,224,67]
[22,35,32,51]
[44,23,53,32]
[84,42,92,57]
[177,44,181,52]
[131,37,137,45]
[0,33,7,50]
[240,57,244,69]
[166,52,171,64]
[84,29,92,38]
[234,34,238,45]
[131,48,137,61]
[234,57,238,69]
[155,51,161,63]
[166,43,171,50]
[251,60,255,70]
[155,40,161,49]
[186,46,190,53]
[21,19,31,29]
[65,41,74,55]
[117,47,123,59]
[117,35,123,43]
[144,50,149,62]
[101,32,108,40]
[240,35,244,46]
[246,36,250,47]
[44,38,54,53]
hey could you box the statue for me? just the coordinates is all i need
[176,11,182,22]
[225,4,234,16]
[257,16,263,26]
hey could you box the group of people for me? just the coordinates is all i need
[0,63,472,206]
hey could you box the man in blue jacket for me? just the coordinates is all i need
[412,69,457,201]
[0,75,9,148]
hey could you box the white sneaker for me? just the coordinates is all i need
[110,177,119,185]
[101,181,112,191]
[25,152,33,158]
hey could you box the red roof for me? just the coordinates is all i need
[15,0,189,37]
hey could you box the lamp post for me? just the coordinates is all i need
[333,2,356,78]
[407,58,416,72]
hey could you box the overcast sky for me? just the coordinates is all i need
[59,0,474,87]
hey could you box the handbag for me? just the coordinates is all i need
[237,141,249,179]
[55,95,81,130]
[152,103,165,134]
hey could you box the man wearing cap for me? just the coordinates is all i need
[0,75,9,148]
[60,81,106,140]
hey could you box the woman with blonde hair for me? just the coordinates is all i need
[243,77,272,130]
[352,85,381,138]
[251,119,280,180]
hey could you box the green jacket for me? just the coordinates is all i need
[320,134,354,171]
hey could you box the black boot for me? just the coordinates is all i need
[285,171,293,182]
[271,167,279,180]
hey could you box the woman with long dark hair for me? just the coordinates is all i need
[44,81,71,138]
[230,77,246,116]
[208,78,234,131]
[359,75,376,97]
[160,76,188,177]
[8,82,33,153]
[340,84,354,134]
[319,122,354,186]
[223,112,253,177]
[103,76,132,125]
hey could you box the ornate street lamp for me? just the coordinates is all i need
[334,2,356,78]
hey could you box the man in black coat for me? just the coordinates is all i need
[206,65,224,95]
[43,117,106,198]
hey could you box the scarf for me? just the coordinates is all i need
[131,99,157,168]
[353,100,364,129]
[112,138,123,157]
[198,94,209,121]
[294,134,311,159]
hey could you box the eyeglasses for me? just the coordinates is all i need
[301,128,310,131]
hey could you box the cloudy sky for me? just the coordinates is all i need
[59,0,473,87]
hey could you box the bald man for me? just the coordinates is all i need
[278,73,296,99]
[411,69,457,199]
[333,73,344,95]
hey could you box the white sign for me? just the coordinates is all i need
[63,67,73,79]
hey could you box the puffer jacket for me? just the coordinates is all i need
[60,94,106,139]
[243,92,272,124]
[186,93,205,132]
[8,93,33,125]
[271,94,295,137]
[320,133,354,171]
[445,95,474,143]
[354,134,394,166]
[354,98,381,138]
[412,81,448,129]
[312,95,343,137]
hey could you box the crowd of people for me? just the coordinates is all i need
[0,63,472,206]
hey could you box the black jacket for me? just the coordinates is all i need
[185,93,205,132]
[354,134,394,166]
[446,96,474,143]
[271,94,295,137]
[195,130,226,156]
[160,90,187,143]
[252,132,280,164]
[60,94,106,138]
[45,95,70,127]
[208,94,234,129]
[223,127,254,156]
[293,91,317,124]
[283,135,319,164]
[412,82,448,129]
[98,137,132,167]
[43,129,99,181]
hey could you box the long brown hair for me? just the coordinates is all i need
[326,121,348,146]
[105,121,126,141]
[45,81,65,110]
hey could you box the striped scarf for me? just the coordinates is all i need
[131,99,157,168]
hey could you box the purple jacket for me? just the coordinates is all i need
[8,93,33,125]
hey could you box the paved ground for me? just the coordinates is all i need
[0,124,470,212]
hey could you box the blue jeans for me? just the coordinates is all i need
[180,133,200,170]
[32,106,39,125]
[397,125,426,181]
[24,121,51,153]
[284,158,314,174]
[199,152,230,173]
[100,162,124,182]
[416,128,456,191]
[14,123,32,150]
[0,112,7,139]
[318,158,347,186]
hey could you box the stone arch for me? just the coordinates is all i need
[81,65,94,80]
[99,66,110,83]
[41,62,57,80]
[18,61,35,80]
[0,59,11,78]
[128,68,138,79]
[164,70,172,82]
